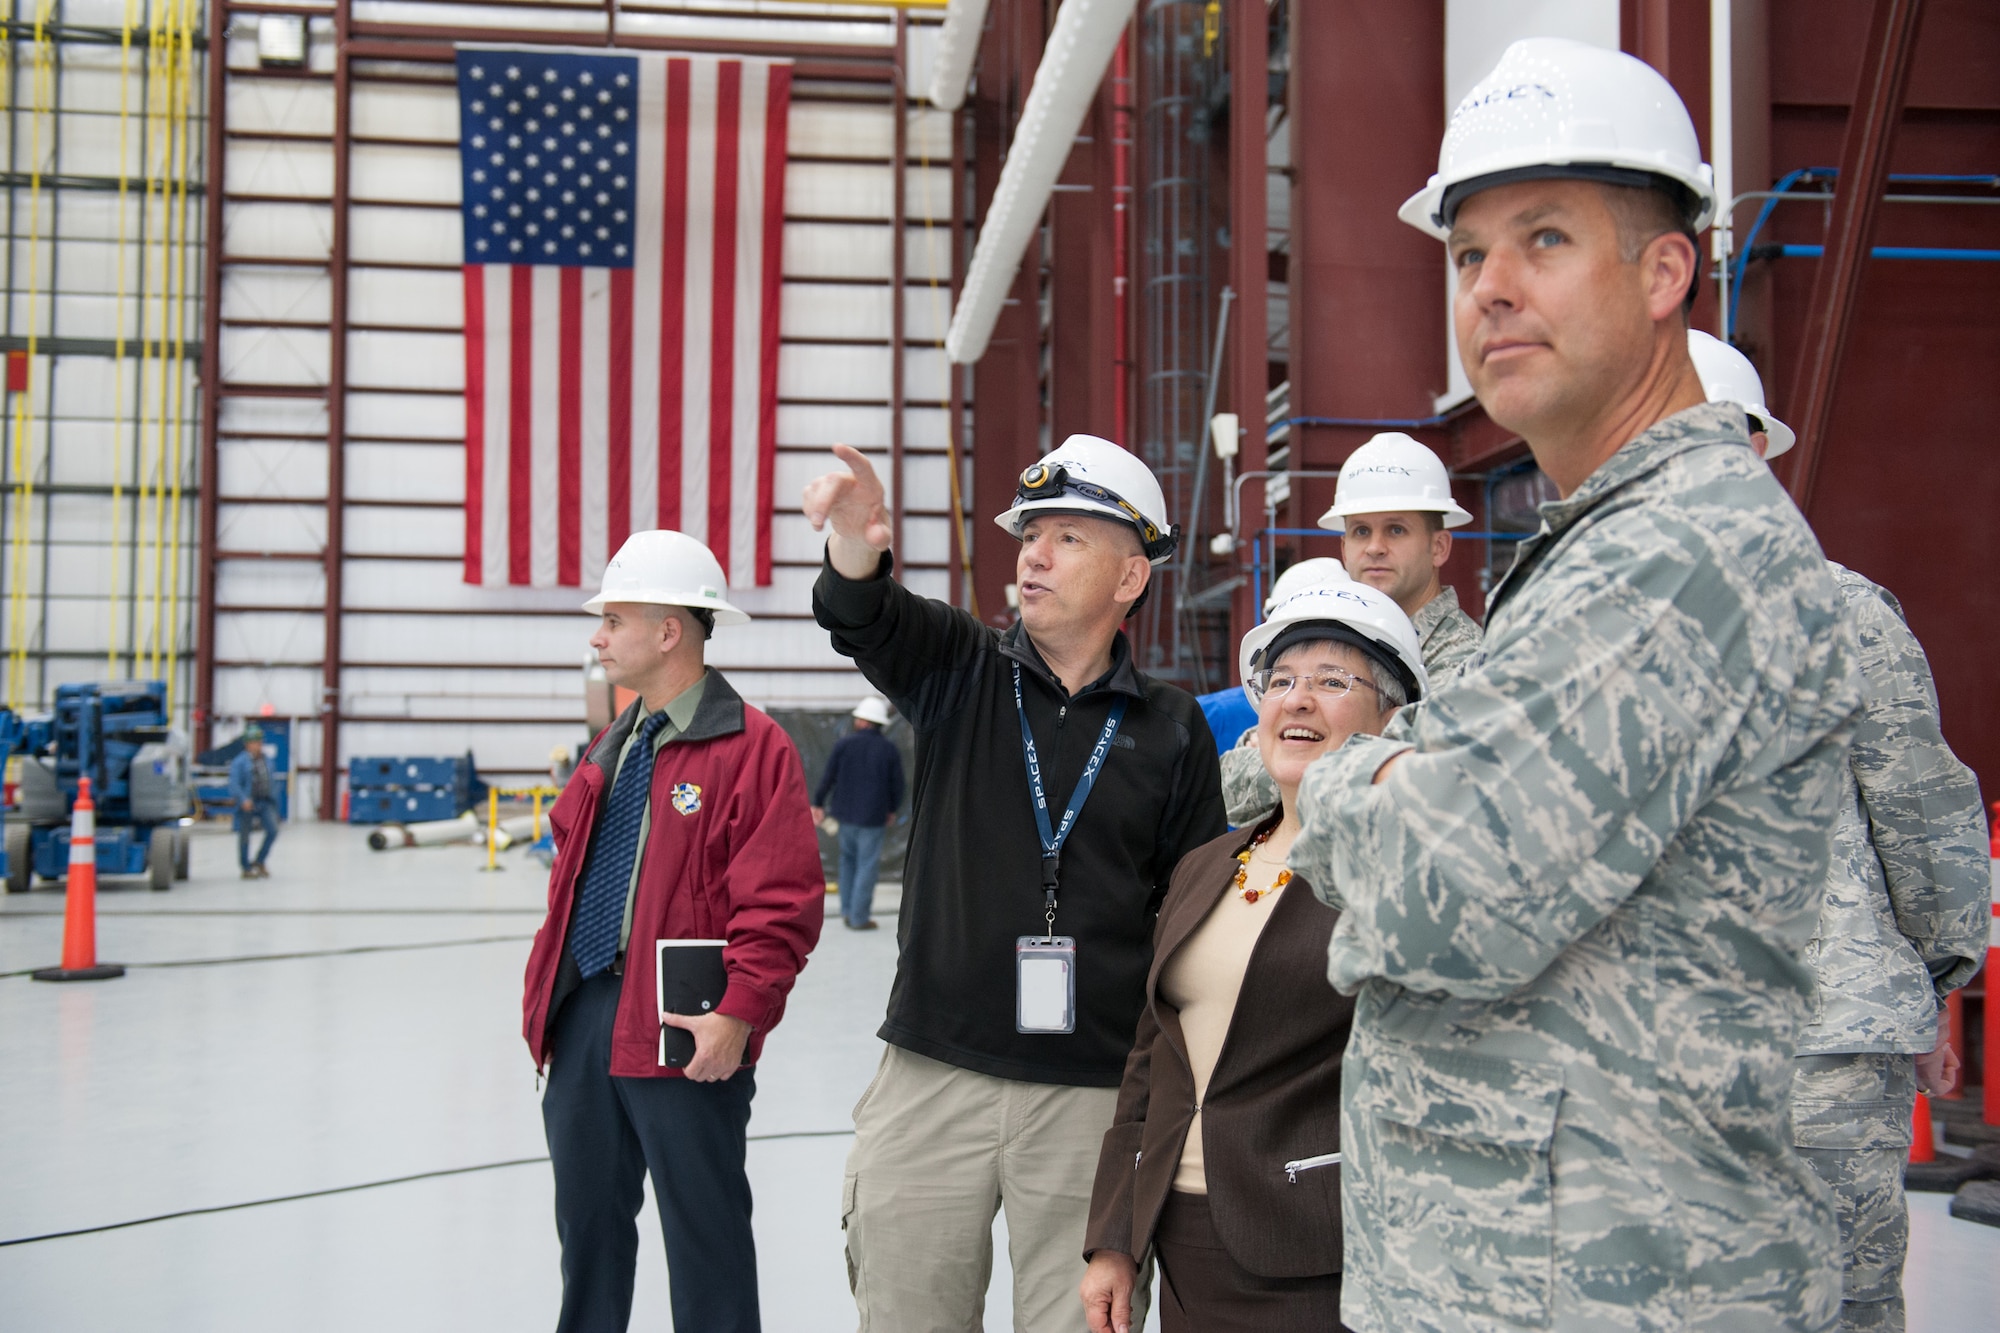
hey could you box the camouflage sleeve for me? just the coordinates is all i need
[1291,517,1761,998]
[1423,608,1483,690]
[1845,583,1990,999]
[1220,726,1279,826]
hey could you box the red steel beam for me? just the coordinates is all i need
[1784,0,1927,515]
[194,0,229,749]
[967,0,1044,627]
[1224,0,1269,667]
[1620,0,1717,335]
[321,0,354,821]
[948,102,968,612]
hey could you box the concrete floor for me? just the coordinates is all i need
[1,820,1995,1332]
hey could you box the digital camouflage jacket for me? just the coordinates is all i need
[1796,563,1988,1057]
[1290,402,1862,1333]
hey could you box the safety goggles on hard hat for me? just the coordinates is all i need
[1014,463,1178,562]
[1246,665,1387,706]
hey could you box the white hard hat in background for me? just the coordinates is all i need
[1400,37,1716,239]
[993,434,1180,565]
[851,696,894,727]
[1317,433,1474,533]
[1265,557,1348,613]
[1687,330,1796,459]
[581,529,751,624]
[1240,581,1429,707]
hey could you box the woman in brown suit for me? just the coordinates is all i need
[1079,580,1430,1333]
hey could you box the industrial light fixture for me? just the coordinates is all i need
[256,15,307,68]
[1209,413,1240,459]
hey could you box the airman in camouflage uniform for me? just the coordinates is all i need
[1790,563,1989,1333]
[1285,31,1869,1327]
[1292,401,1860,1331]
[1221,583,1482,824]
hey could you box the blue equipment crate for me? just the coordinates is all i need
[349,755,472,792]
[347,788,464,824]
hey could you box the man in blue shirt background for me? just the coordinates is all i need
[227,726,280,880]
[811,696,905,931]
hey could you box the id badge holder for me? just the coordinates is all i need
[1016,936,1077,1034]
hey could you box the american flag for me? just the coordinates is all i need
[456,47,791,589]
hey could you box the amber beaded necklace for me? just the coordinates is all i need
[1230,827,1292,904]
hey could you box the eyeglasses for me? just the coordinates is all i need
[1247,667,1383,704]
[1016,463,1164,545]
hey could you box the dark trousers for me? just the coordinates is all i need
[1156,1190,1346,1333]
[542,972,760,1333]
[234,799,279,869]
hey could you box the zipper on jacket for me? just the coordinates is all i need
[1283,1152,1341,1183]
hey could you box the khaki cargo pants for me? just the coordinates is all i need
[843,1044,1152,1332]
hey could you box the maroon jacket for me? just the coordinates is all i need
[521,669,826,1077]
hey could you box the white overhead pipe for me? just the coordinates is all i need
[927,0,991,113]
[945,0,1136,365]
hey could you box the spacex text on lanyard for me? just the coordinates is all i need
[1012,661,1128,940]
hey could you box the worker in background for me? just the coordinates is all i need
[521,530,826,1333]
[1319,431,1483,686]
[811,695,906,931]
[1222,441,1488,826]
[805,435,1225,1331]
[1691,329,1991,1333]
[1286,38,1861,1332]
[229,725,279,880]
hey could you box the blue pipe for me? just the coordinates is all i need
[1726,167,2000,333]
[1266,404,1483,440]
[1259,526,1528,541]
[1759,244,2000,262]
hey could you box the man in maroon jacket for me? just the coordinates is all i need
[521,530,826,1333]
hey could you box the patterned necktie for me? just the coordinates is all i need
[569,710,672,978]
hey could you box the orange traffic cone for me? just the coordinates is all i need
[1909,1091,1936,1164]
[31,777,125,982]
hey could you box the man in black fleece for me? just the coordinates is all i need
[806,435,1224,1331]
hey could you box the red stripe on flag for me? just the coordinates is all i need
[756,65,791,586]
[463,268,486,585]
[658,58,691,532]
[607,267,633,553]
[708,60,742,580]
[508,266,535,585]
[557,267,583,586]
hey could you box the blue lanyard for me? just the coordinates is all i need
[1012,660,1127,936]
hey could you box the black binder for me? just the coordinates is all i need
[656,939,728,1068]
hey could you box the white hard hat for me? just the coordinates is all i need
[1317,433,1474,533]
[581,529,750,625]
[1686,330,1795,459]
[1265,557,1348,613]
[1240,581,1429,708]
[851,696,893,727]
[993,434,1179,565]
[1400,37,1716,239]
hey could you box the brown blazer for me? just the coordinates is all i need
[1083,819,1354,1279]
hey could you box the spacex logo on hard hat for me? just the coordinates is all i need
[1350,464,1416,479]
[1459,82,1556,115]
